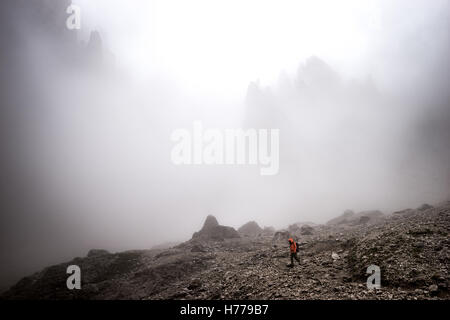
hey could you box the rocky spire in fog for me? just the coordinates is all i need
[201,215,219,230]
[192,215,239,241]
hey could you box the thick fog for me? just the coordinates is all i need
[0,0,449,290]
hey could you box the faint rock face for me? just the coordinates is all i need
[393,208,414,218]
[192,215,240,241]
[418,204,433,211]
[331,252,340,260]
[343,209,355,217]
[87,30,103,61]
[288,224,300,234]
[327,210,354,225]
[238,221,263,237]
[358,210,383,219]
[298,56,340,90]
[87,249,110,257]
[357,216,370,225]
[327,210,384,226]
[6,0,74,44]
[300,225,314,235]
[262,226,275,236]
[150,241,180,250]
[272,230,291,244]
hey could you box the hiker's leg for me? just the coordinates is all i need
[290,253,294,265]
[294,253,300,263]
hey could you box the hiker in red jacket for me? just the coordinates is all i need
[287,238,300,267]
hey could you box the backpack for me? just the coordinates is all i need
[295,242,300,252]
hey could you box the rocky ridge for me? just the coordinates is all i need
[2,203,449,300]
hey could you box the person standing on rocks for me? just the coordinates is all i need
[287,238,300,267]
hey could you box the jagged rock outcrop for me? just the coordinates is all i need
[201,215,219,229]
[238,221,263,237]
[192,215,240,241]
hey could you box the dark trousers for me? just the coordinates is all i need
[290,252,300,265]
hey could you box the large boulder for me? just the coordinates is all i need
[192,215,240,241]
[238,221,263,237]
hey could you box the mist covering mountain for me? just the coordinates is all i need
[0,0,449,293]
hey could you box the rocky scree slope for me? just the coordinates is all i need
[2,204,449,300]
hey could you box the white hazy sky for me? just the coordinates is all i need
[72,0,394,97]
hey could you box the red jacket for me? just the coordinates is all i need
[289,238,296,253]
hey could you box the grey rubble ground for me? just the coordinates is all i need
[2,203,449,300]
